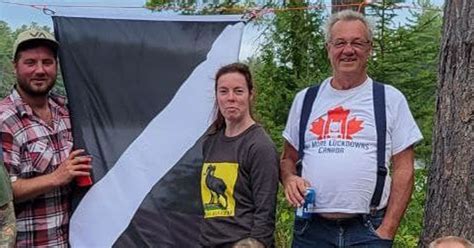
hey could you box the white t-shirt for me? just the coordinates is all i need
[283,77,423,214]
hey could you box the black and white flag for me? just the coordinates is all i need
[53,14,244,247]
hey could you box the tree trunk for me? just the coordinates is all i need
[331,0,365,14]
[419,0,474,247]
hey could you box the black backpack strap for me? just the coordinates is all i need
[370,81,387,215]
[296,85,320,176]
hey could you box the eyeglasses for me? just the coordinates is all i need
[328,39,372,50]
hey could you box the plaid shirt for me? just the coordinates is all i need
[0,89,73,247]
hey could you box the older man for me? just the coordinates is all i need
[280,10,423,247]
[0,29,91,247]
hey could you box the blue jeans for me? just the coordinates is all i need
[292,209,393,248]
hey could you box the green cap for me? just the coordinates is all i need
[12,28,59,59]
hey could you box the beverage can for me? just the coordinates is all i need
[296,187,316,219]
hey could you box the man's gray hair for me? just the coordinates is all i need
[323,10,374,43]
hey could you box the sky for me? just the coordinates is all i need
[0,0,445,59]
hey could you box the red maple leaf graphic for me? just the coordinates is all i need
[346,117,364,139]
[309,106,364,140]
[310,117,325,140]
[327,106,349,122]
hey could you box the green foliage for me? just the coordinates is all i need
[252,2,330,149]
[394,169,427,247]
[368,0,442,164]
[275,186,295,248]
[145,0,259,15]
[0,21,15,97]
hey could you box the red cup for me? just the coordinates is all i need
[75,155,93,187]
[75,174,93,187]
